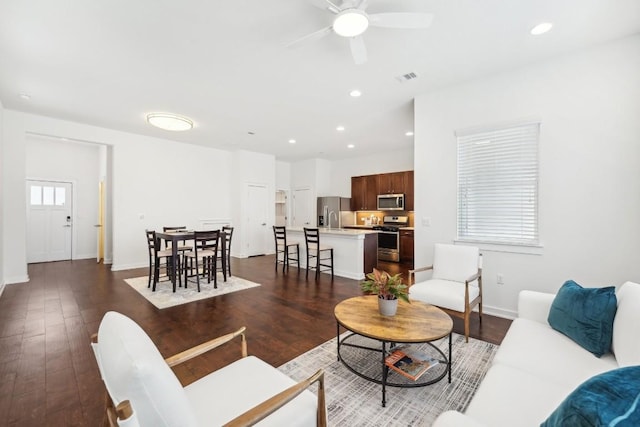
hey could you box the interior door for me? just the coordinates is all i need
[292,187,312,227]
[96,180,105,263]
[246,183,268,256]
[27,180,73,263]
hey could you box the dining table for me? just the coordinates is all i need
[155,230,227,292]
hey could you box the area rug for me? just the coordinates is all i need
[278,333,498,426]
[123,275,261,309]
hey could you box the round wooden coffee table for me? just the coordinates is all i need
[334,295,454,407]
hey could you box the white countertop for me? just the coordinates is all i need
[287,227,377,236]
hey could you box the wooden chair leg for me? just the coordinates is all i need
[464,312,470,343]
[330,249,334,278]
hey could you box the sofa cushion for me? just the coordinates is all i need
[97,311,198,427]
[612,281,640,367]
[409,279,480,312]
[465,363,575,427]
[547,280,617,357]
[492,318,617,388]
[541,366,640,427]
[184,355,318,426]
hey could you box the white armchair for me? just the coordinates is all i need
[91,311,326,426]
[408,243,483,342]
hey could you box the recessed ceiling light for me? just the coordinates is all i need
[405,131,414,136]
[349,89,362,97]
[333,9,369,38]
[336,126,345,131]
[530,22,553,35]
[289,139,296,144]
[347,144,355,149]
[19,93,31,100]
[146,113,193,131]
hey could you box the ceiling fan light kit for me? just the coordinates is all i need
[333,9,369,37]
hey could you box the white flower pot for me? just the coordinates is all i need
[378,296,398,316]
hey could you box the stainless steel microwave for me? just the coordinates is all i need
[377,194,405,211]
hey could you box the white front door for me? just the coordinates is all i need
[27,180,73,263]
[246,183,268,256]
[293,187,313,227]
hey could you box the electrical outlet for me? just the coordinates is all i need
[497,274,504,285]
[422,217,431,227]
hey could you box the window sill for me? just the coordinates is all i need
[454,239,544,255]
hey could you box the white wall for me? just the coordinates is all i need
[1,110,235,280]
[0,103,4,290]
[414,35,640,317]
[25,136,100,260]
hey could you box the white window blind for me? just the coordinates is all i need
[457,122,539,246]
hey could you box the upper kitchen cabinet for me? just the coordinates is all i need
[404,170,414,211]
[378,172,405,194]
[351,175,378,211]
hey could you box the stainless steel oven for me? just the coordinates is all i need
[375,215,408,263]
[377,229,400,262]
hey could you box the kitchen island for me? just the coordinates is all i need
[287,227,378,280]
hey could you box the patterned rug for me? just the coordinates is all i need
[123,275,261,309]
[278,333,498,426]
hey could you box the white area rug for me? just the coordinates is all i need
[124,275,261,309]
[278,333,498,426]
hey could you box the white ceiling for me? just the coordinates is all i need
[1,0,639,161]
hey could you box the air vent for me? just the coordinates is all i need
[395,72,418,83]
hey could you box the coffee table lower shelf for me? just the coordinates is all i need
[336,330,452,407]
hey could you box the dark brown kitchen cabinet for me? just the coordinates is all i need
[404,170,414,211]
[378,172,405,194]
[351,175,378,211]
[399,229,414,266]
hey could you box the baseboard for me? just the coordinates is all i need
[0,283,5,298]
[482,304,517,320]
[73,254,97,261]
[4,275,30,285]
[110,262,146,272]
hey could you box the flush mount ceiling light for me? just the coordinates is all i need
[349,89,362,97]
[146,113,193,131]
[347,144,355,149]
[333,9,369,37]
[530,22,553,35]
[405,131,414,136]
[336,125,345,131]
[289,139,296,144]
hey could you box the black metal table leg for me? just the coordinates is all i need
[448,332,452,383]
[381,341,387,407]
[336,322,340,362]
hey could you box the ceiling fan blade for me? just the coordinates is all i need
[309,0,341,14]
[368,12,434,29]
[349,35,367,65]
[356,0,369,10]
[286,26,333,48]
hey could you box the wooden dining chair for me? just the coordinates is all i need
[218,226,234,278]
[184,230,220,292]
[145,230,180,291]
[304,228,333,279]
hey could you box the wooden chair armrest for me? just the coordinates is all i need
[223,369,327,427]
[464,270,481,285]
[408,265,433,285]
[165,327,247,368]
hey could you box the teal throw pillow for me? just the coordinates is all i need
[547,280,617,357]
[541,366,640,427]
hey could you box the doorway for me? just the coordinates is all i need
[292,187,313,227]
[245,183,269,256]
[26,180,73,263]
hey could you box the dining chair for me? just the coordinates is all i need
[145,230,180,291]
[408,243,483,342]
[273,226,299,272]
[217,225,234,278]
[184,230,220,292]
[303,228,333,279]
[91,311,327,426]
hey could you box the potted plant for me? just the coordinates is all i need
[360,268,410,316]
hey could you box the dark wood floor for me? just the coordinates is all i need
[0,256,512,426]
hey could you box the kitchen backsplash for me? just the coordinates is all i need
[355,211,414,227]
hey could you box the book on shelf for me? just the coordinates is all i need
[385,345,440,381]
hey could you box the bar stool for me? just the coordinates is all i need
[303,227,333,279]
[145,230,180,291]
[218,226,234,278]
[183,230,220,292]
[273,226,299,272]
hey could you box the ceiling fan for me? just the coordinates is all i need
[287,0,433,65]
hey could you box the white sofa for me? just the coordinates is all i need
[433,281,640,427]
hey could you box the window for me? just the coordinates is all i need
[457,122,539,246]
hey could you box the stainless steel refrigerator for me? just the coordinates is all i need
[317,197,354,228]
